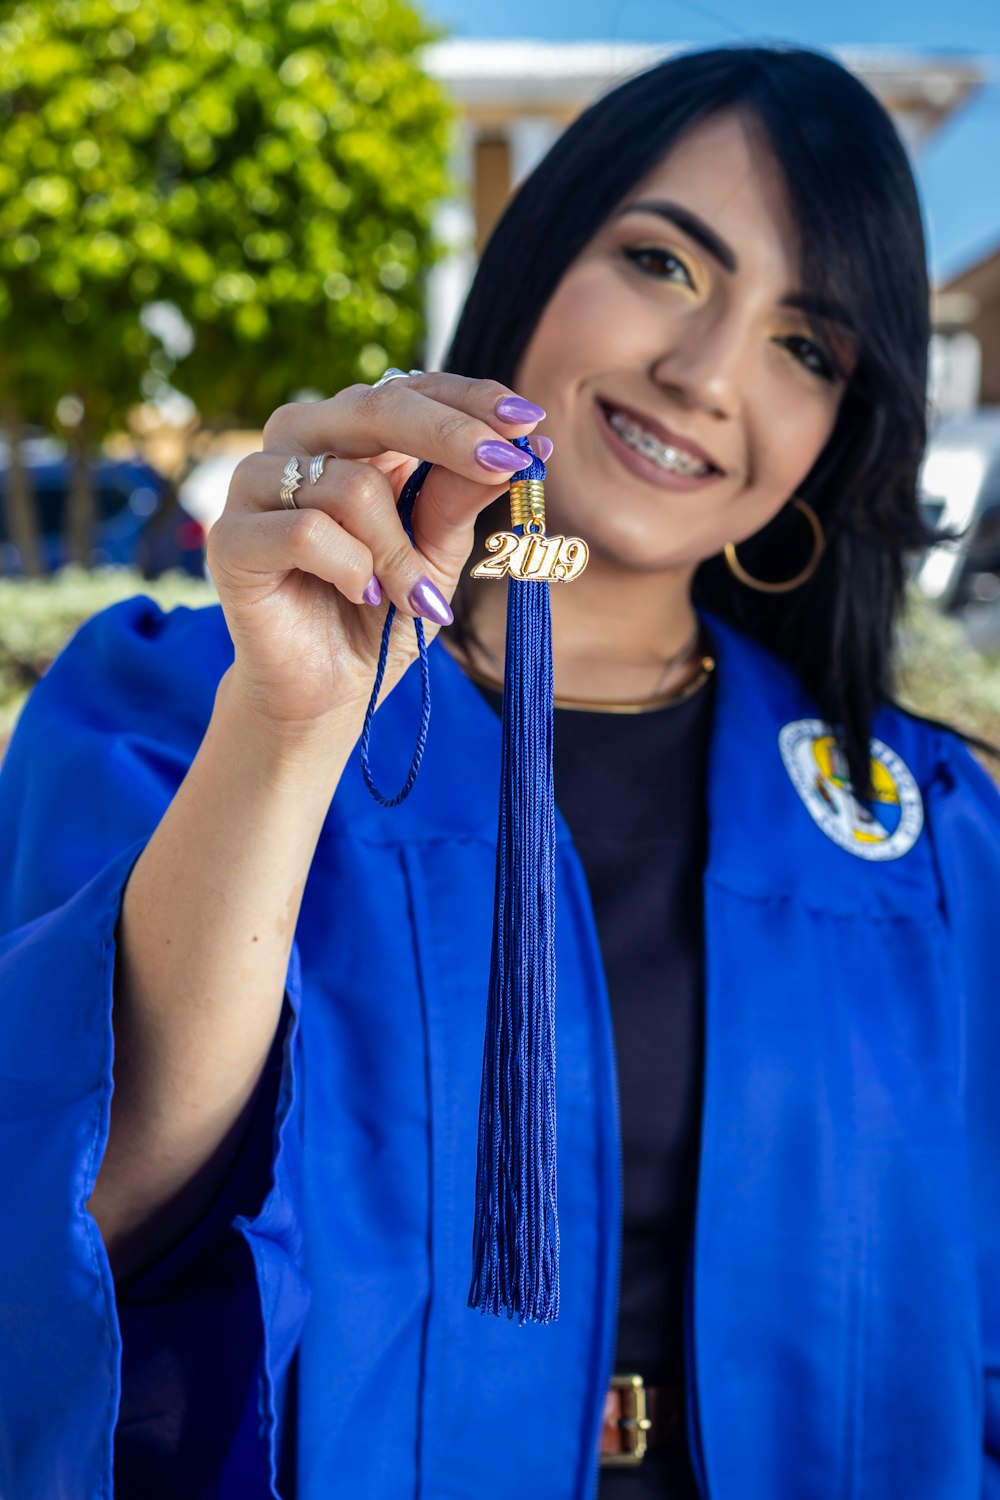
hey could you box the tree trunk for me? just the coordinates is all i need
[65,410,94,568]
[1,404,44,577]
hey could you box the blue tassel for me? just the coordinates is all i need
[468,438,560,1325]
[362,438,567,1326]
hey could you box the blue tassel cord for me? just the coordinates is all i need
[359,461,433,806]
[362,438,561,1325]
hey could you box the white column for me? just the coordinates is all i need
[929,329,982,416]
[424,122,476,370]
[892,108,929,157]
[508,115,560,186]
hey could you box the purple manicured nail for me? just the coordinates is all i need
[362,575,382,607]
[532,436,554,462]
[409,575,454,627]
[495,395,547,424]
[476,440,533,473]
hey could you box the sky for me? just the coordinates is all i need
[427,0,1000,282]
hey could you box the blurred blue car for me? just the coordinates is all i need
[0,445,206,578]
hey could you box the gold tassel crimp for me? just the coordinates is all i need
[509,477,546,533]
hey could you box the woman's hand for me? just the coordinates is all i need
[206,373,546,732]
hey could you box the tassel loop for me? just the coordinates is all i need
[359,461,433,807]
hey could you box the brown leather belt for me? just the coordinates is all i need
[598,1375,684,1466]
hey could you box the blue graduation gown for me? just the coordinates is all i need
[0,595,998,1499]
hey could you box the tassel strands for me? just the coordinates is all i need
[361,434,588,1326]
[469,518,559,1323]
[468,437,588,1325]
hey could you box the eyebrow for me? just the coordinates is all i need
[619,199,738,273]
[616,199,855,332]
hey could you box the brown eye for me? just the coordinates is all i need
[623,246,695,289]
[778,334,837,381]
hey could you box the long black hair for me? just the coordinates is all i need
[445,44,945,796]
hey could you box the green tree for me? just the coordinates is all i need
[0,0,453,567]
[0,4,164,567]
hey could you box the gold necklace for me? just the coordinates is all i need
[453,631,716,715]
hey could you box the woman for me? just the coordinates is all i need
[1,43,998,1500]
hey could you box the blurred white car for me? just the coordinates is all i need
[915,408,1000,608]
[179,444,260,534]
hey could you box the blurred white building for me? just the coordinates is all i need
[421,39,986,373]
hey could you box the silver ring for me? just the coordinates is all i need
[372,366,425,389]
[279,457,303,510]
[309,451,337,486]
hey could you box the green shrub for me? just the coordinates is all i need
[0,567,216,747]
[895,590,1000,775]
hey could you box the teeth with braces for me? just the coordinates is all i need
[607,408,711,476]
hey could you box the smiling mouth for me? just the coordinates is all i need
[599,401,718,478]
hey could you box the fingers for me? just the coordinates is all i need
[262,373,546,488]
[208,506,376,603]
[250,373,554,605]
[222,452,454,624]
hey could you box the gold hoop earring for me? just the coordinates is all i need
[723,498,825,594]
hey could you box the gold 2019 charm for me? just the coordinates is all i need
[470,472,589,583]
[471,530,589,582]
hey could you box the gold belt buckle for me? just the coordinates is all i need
[600,1373,653,1467]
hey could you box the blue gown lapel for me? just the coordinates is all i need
[693,613,980,1498]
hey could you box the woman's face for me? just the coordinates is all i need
[515,108,857,573]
